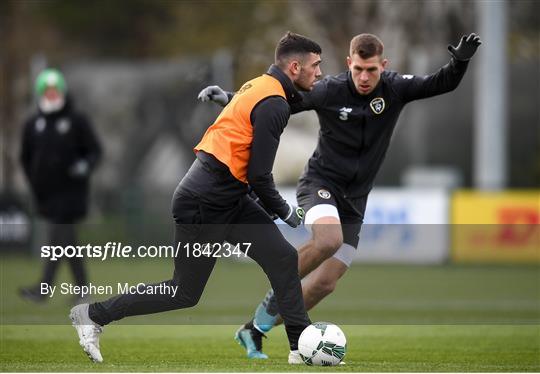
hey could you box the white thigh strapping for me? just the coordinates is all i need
[332,243,357,267]
[304,204,340,226]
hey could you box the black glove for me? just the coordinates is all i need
[281,203,305,228]
[197,85,229,106]
[248,190,278,220]
[448,33,482,61]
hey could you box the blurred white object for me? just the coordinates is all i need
[402,166,463,189]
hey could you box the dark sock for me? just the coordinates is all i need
[88,303,107,326]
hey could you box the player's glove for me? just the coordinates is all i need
[281,203,305,228]
[197,85,229,106]
[448,33,482,61]
[69,159,89,178]
[248,190,278,220]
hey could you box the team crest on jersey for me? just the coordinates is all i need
[317,189,331,199]
[339,107,352,121]
[369,97,385,114]
[56,118,71,134]
[35,117,46,133]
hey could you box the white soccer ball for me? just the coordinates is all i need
[298,322,347,366]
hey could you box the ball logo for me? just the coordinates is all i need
[369,97,385,114]
[318,189,331,199]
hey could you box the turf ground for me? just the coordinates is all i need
[1,256,539,371]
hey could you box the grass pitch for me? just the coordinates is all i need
[1,256,539,371]
[2,325,538,372]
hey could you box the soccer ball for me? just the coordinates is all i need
[298,322,347,366]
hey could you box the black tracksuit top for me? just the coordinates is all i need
[20,99,102,222]
[292,58,469,198]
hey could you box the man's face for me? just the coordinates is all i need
[43,87,62,101]
[293,52,322,91]
[347,53,387,95]
[39,86,65,113]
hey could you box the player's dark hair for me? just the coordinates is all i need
[275,31,322,68]
[350,34,384,59]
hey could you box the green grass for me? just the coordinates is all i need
[1,256,539,371]
[1,325,539,372]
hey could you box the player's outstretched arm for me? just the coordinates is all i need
[198,79,328,116]
[394,33,482,102]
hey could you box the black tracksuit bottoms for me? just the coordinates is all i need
[89,157,310,349]
[42,223,87,287]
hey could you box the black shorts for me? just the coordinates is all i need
[296,178,367,248]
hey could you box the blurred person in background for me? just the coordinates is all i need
[199,32,481,363]
[19,68,102,303]
[69,32,321,364]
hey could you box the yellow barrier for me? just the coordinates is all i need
[452,191,540,263]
